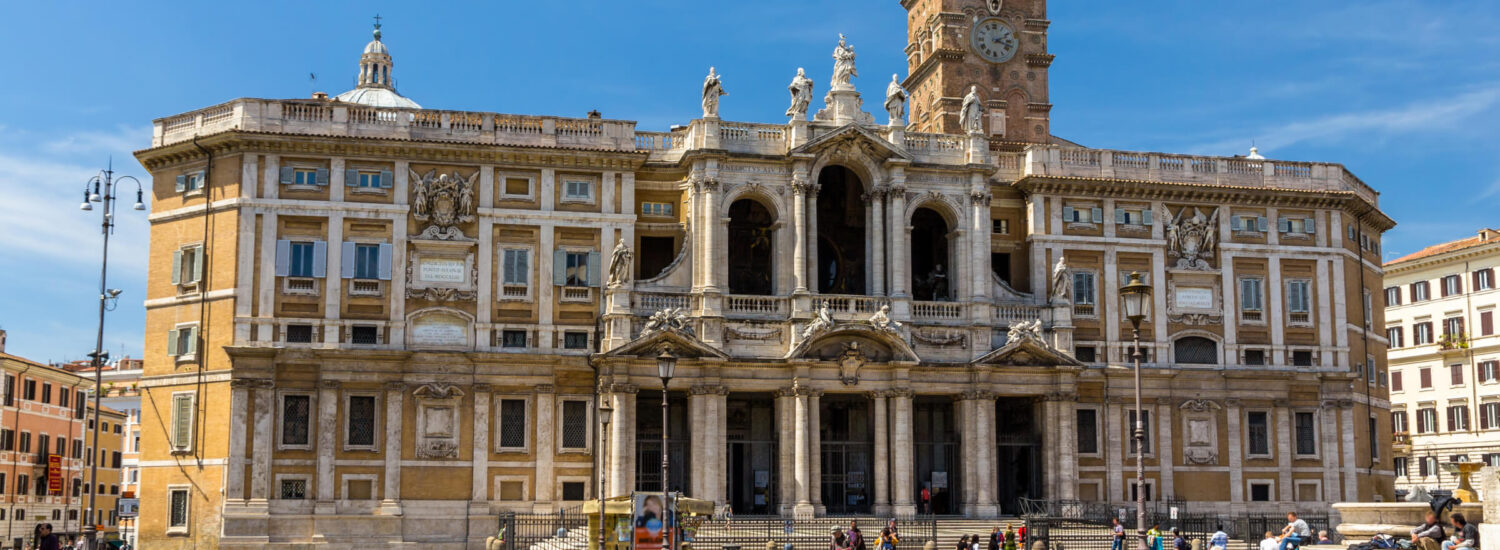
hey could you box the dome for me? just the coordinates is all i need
[363,38,388,55]
[335,87,421,109]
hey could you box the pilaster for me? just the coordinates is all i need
[890,388,915,517]
[378,382,404,516]
[315,379,339,513]
[226,379,252,501]
[533,385,557,512]
[472,385,492,510]
[608,384,638,497]
[872,391,891,516]
[249,380,274,502]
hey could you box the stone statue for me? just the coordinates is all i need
[1050,257,1072,304]
[411,169,477,240]
[923,264,949,301]
[786,68,814,119]
[868,304,902,333]
[641,307,693,337]
[702,67,727,118]
[1166,206,1219,270]
[1006,319,1044,345]
[607,238,632,288]
[883,74,908,124]
[831,34,858,90]
[801,300,836,340]
[960,85,984,134]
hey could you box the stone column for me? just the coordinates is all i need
[888,175,908,298]
[316,380,339,512]
[379,382,404,515]
[1157,398,1175,500]
[689,386,711,499]
[249,380,274,501]
[974,393,998,517]
[793,387,813,517]
[538,225,556,349]
[872,391,891,516]
[473,385,492,507]
[323,213,345,343]
[1276,403,1293,502]
[1107,400,1124,502]
[777,387,796,515]
[1320,401,1342,506]
[891,388,916,517]
[1341,401,1357,501]
[609,385,638,497]
[871,189,887,295]
[1226,399,1244,506]
[809,391,823,513]
[807,186,820,289]
[700,179,722,292]
[792,179,809,292]
[712,387,729,506]
[959,395,977,513]
[226,380,252,501]
[969,189,991,304]
[1056,394,1078,500]
[534,385,557,511]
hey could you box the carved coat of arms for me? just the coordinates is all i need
[838,342,866,386]
[411,169,477,240]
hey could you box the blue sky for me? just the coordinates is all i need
[1,1,1497,361]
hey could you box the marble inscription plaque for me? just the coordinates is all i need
[419,258,466,284]
[411,318,467,346]
[1174,287,1214,310]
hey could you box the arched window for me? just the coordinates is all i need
[727,198,775,295]
[910,207,952,301]
[1174,336,1218,364]
[816,166,867,295]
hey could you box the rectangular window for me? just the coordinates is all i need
[563,180,593,200]
[498,399,527,449]
[58,389,67,409]
[1245,349,1266,366]
[279,478,307,500]
[1076,409,1098,454]
[1443,275,1463,297]
[287,241,316,278]
[1127,409,1151,454]
[1480,402,1500,430]
[292,168,318,186]
[1412,281,1431,302]
[1247,411,1270,455]
[177,170,204,193]
[346,395,377,449]
[640,202,674,217]
[1387,327,1404,348]
[1250,483,1272,502]
[3,375,12,406]
[561,481,586,501]
[22,380,35,401]
[1393,411,1408,433]
[1476,269,1495,291]
[350,325,379,345]
[1417,407,1438,434]
[1386,286,1402,306]
[563,332,589,350]
[1295,412,1317,455]
[1394,457,1409,477]
[560,400,588,450]
[1481,361,1499,383]
[169,487,190,528]
[355,171,383,189]
[1452,364,1465,386]
[564,252,590,287]
[503,177,531,197]
[167,326,199,358]
[1292,350,1314,367]
[1072,271,1096,305]
[285,324,314,344]
[992,219,1010,235]
[1485,453,1500,467]
[1420,367,1432,388]
[1392,371,1404,392]
[502,249,530,286]
[1447,405,1471,432]
[171,393,194,451]
[1074,346,1097,363]
[1240,277,1264,315]
[1286,279,1312,315]
[281,395,311,447]
[354,244,380,280]
[501,330,527,349]
[40,383,51,405]
[1444,317,1466,339]
[16,475,27,496]
[1415,322,1434,345]
[1129,481,1153,502]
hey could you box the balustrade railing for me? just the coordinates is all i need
[494,114,544,134]
[911,301,963,320]
[821,295,886,316]
[726,295,786,316]
[635,292,691,312]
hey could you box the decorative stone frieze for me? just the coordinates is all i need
[413,383,465,459]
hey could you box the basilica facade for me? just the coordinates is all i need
[134,1,1395,548]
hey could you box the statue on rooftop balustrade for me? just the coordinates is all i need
[831,34,858,90]
[884,74,908,124]
[960,85,985,135]
[702,67,727,118]
[787,68,814,119]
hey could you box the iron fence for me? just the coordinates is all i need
[1020,500,1338,550]
[498,512,939,550]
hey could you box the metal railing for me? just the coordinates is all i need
[1020,500,1338,550]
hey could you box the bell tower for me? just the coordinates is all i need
[900,0,1053,142]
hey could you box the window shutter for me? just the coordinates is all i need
[1090,207,1102,222]
[1062,206,1074,222]
[1114,208,1126,224]
[517,251,530,284]
[377,243,393,281]
[171,250,183,284]
[172,396,192,449]
[311,241,328,278]
[340,242,357,279]
[174,175,186,193]
[345,169,359,187]
[1482,311,1493,336]
[191,247,204,283]
[194,170,206,187]
[1142,209,1153,226]
[315,168,330,186]
[167,329,180,356]
[186,327,198,355]
[379,169,394,189]
[553,249,567,286]
[274,240,290,277]
[1231,216,1243,231]
[502,251,516,283]
[279,166,295,185]
[1277,218,1291,233]
[587,251,602,287]
[1256,216,1268,232]
[1303,218,1315,234]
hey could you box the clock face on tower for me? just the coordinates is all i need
[971,18,1019,63]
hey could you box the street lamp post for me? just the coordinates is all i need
[79,160,145,550]
[656,348,677,550]
[599,400,613,550]
[1119,272,1152,550]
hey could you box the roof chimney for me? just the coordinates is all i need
[1481,228,1499,240]
[0,329,6,354]
[312,91,329,100]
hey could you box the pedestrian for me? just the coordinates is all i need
[1172,528,1190,550]
[849,520,867,550]
[991,526,1002,550]
[1211,524,1229,550]
[886,520,901,549]
[1442,512,1477,550]
[34,523,60,550]
[1317,531,1332,545]
[878,528,897,550]
[1260,532,1279,550]
[832,527,849,550]
[1003,524,1018,550]
[972,534,983,550]
[1281,512,1312,550]
[723,505,734,527]
[1112,518,1126,550]
[1019,524,1027,547]
[921,484,932,515]
[1147,523,1163,550]
[957,534,971,550]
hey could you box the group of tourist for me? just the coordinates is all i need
[1408,510,1479,550]
[830,519,901,550]
[953,524,1023,550]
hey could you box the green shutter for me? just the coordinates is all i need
[279,166,295,185]
[1114,208,1126,225]
[1062,206,1074,222]
[1303,218,1316,234]
[1090,207,1102,222]
[185,327,198,355]
[1142,209,1153,226]
[587,251,602,287]
[170,250,182,285]
[315,168,330,186]
[379,169,394,189]
[345,169,359,187]
[553,249,567,286]
[173,395,192,448]
[166,329,180,356]
[191,247,204,283]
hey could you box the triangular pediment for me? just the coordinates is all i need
[602,327,729,360]
[786,323,920,363]
[972,336,1084,367]
[790,123,913,162]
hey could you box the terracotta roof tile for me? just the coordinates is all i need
[1386,229,1500,265]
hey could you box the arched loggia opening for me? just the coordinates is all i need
[728,198,775,295]
[910,207,953,301]
[816,166,867,295]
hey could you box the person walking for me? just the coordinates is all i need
[1003,524,1018,550]
[1281,512,1311,550]
[849,520,867,550]
[956,534,972,550]
[990,526,1002,550]
[831,527,849,550]
[34,523,60,550]
[1112,518,1126,550]
[921,484,932,515]
[1147,524,1163,550]
[1442,512,1478,550]
[1172,528,1190,550]
[877,528,898,550]
[1210,524,1229,550]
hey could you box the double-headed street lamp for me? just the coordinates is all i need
[656,348,677,549]
[1119,272,1152,550]
[79,162,145,549]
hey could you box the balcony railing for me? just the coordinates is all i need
[911,301,963,321]
[726,295,786,317]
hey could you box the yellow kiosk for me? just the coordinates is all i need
[585,495,715,550]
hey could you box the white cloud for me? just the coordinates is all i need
[41,124,151,156]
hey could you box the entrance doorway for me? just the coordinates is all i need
[816,166,867,295]
[819,394,873,514]
[995,398,1042,514]
[636,391,691,493]
[914,397,960,515]
[726,393,778,515]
